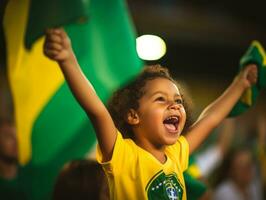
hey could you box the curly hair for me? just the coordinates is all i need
[107,64,192,138]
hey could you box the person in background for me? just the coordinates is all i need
[212,146,262,200]
[257,114,266,198]
[53,159,109,200]
[0,118,27,200]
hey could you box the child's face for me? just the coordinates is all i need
[135,78,186,147]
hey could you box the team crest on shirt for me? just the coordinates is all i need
[146,171,183,200]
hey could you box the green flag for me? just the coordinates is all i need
[25,0,90,49]
[3,0,142,199]
[229,41,266,117]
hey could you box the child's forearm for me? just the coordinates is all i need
[198,78,247,125]
[186,78,248,154]
[44,28,117,161]
[58,51,117,161]
[58,51,105,116]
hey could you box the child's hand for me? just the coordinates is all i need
[43,28,72,62]
[236,64,258,89]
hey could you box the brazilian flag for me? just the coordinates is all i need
[229,41,266,117]
[3,0,142,199]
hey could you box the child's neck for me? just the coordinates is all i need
[148,147,167,164]
[134,137,167,164]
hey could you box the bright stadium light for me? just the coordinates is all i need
[136,35,166,61]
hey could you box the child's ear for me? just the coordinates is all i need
[126,109,139,125]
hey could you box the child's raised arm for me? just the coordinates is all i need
[44,28,117,161]
[186,64,257,154]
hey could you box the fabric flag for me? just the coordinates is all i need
[25,0,90,49]
[229,41,266,117]
[3,0,142,199]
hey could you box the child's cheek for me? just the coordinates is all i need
[149,109,163,123]
[180,107,186,115]
[180,107,187,123]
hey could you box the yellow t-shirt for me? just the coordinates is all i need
[97,131,189,200]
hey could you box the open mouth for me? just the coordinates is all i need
[163,116,179,133]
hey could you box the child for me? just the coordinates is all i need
[44,28,257,200]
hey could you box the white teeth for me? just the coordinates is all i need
[166,116,178,120]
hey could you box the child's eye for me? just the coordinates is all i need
[155,97,166,102]
[175,99,183,104]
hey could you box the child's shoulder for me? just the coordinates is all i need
[166,136,189,156]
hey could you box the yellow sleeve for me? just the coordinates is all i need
[96,131,136,175]
[166,136,189,172]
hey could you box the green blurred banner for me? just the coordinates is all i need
[3,0,142,199]
[229,41,266,117]
[25,0,90,49]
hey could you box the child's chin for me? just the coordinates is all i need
[166,137,179,145]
